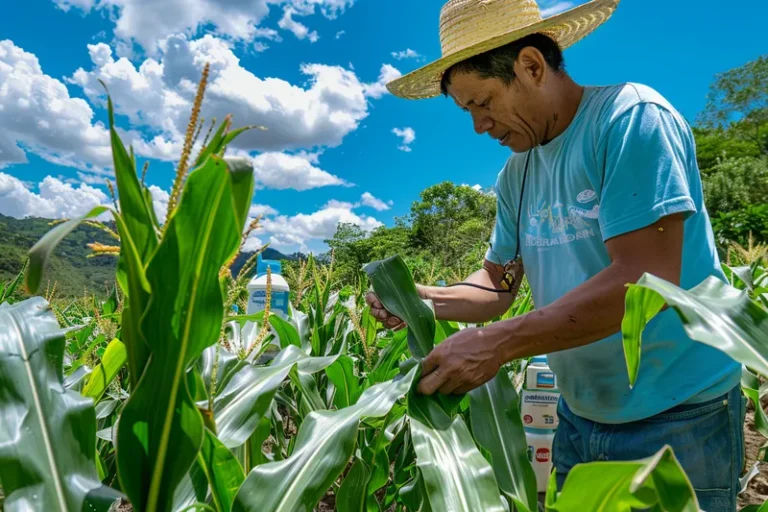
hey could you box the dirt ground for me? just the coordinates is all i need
[739,409,768,508]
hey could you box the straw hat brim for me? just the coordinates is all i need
[386,0,619,100]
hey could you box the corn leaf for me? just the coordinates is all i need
[270,314,302,349]
[104,85,159,263]
[197,428,245,512]
[364,255,435,360]
[26,206,109,294]
[742,367,768,460]
[205,345,337,448]
[1,261,26,302]
[620,283,666,387]
[622,274,768,385]
[116,155,252,512]
[549,445,698,512]
[469,370,538,512]
[82,338,127,402]
[325,355,362,409]
[232,366,417,512]
[0,297,124,512]
[408,388,508,512]
[336,458,371,512]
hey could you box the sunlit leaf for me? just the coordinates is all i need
[116,155,252,512]
[469,370,538,512]
[0,297,124,511]
[408,388,507,512]
[232,367,417,512]
[549,445,698,512]
[622,274,768,384]
[82,338,127,402]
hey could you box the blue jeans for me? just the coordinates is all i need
[553,385,747,511]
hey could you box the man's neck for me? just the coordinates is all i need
[542,77,584,145]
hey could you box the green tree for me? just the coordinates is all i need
[697,54,768,155]
[324,223,372,285]
[408,182,496,268]
[693,127,761,172]
[703,156,768,214]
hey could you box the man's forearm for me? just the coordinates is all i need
[418,266,517,324]
[490,261,659,362]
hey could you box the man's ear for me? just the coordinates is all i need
[515,46,547,86]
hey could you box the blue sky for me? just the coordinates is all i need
[1,0,767,255]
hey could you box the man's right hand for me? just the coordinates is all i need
[365,292,407,330]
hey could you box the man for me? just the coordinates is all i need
[369,0,746,510]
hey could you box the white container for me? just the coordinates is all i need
[526,364,557,391]
[521,389,560,429]
[526,429,555,492]
[246,256,290,320]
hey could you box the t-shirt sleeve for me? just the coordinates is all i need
[485,174,519,266]
[597,101,697,242]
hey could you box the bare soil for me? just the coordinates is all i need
[739,409,768,508]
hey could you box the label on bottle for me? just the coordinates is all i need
[250,290,290,318]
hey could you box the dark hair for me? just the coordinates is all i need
[440,33,565,96]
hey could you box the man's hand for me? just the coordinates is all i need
[365,292,407,330]
[416,326,504,395]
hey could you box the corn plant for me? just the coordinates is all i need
[4,71,768,512]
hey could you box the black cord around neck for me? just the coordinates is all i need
[446,149,532,294]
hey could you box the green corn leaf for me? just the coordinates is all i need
[469,370,538,512]
[103,83,159,263]
[408,388,508,512]
[549,445,698,512]
[363,255,435,360]
[26,206,109,294]
[112,212,152,387]
[270,314,302,349]
[622,273,768,386]
[326,355,363,409]
[336,458,372,512]
[197,429,245,512]
[1,260,26,302]
[82,338,127,402]
[0,297,124,512]
[202,344,338,449]
[116,155,253,512]
[232,366,417,512]
[620,282,667,387]
[742,367,768,460]
[370,329,409,385]
[223,156,255,233]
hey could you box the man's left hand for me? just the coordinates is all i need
[417,326,505,395]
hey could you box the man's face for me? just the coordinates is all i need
[445,66,548,153]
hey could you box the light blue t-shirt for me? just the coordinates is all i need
[485,82,741,424]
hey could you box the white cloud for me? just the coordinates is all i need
[249,203,278,217]
[335,30,346,39]
[0,172,109,219]
[259,201,382,253]
[69,36,397,156]
[0,40,176,174]
[391,49,420,60]
[242,235,265,253]
[251,152,351,191]
[148,185,170,223]
[253,42,270,52]
[362,64,402,99]
[540,1,575,17]
[360,192,391,211]
[278,7,320,42]
[53,0,355,54]
[392,127,415,152]
[0,40,112,171]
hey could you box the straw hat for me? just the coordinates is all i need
[386,0,620,99]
